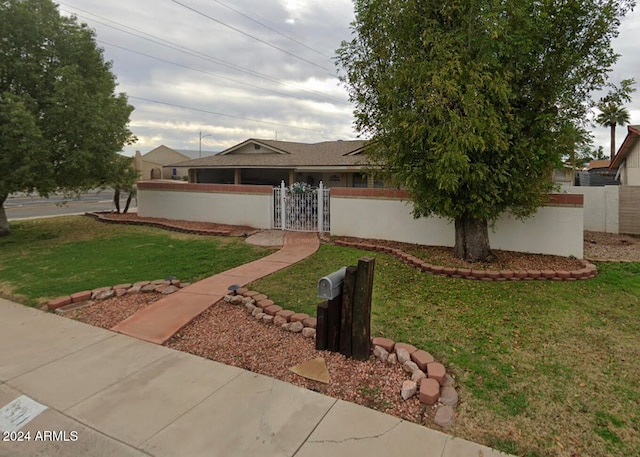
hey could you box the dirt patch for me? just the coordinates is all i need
[65,293,159,329]
[583,230,640,261]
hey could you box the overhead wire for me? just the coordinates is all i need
[168,0,335,76]
[209,0,333,59]
[59,3,346,105]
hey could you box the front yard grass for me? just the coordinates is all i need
[251,244,640,457]
[0,216,272,306]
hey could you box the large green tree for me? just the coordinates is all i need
[337,0,634,261]
[0,0,134,236]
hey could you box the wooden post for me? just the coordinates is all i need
[327,296,342,352]
[339,266,357,358]
[351,257,375,361]
[315,301,329,351]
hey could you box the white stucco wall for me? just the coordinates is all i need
[331,196,584,258]
[138,189,272,229]
[560,184,619,233]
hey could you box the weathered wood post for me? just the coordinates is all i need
[339,266,357,358]
[315,301,329,350]
[327,296,342,352]
[351,257,375,361]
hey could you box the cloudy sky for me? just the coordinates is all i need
[57,0,639,157]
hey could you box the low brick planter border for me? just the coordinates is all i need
[43,279,187,312]
[230,288,458,430]
[85,212,246,237]
[334,240,598,281]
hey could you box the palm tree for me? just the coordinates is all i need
[596,102,631,162]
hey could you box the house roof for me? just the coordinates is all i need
[610,125,640,169]
[168,138,368,168]
[588,159,611,170]
[174,149,218,160]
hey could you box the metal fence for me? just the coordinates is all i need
[273,181,330,232]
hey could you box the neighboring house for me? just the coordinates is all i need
[135,145,217,180]
[610,125,640,185]
[575,159,620,186]
[552,164,574,184]
[166,138,383,188]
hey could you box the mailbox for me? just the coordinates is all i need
[318,267,347,299]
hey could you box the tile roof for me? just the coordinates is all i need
[168,139,368,168]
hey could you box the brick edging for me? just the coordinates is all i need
[230,288,457,426]
[334,240,598,281]
[43,279,187,311]
[85,212,242,237]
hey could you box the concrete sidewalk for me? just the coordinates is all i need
[112,231,319,344]
[0,298,512,457]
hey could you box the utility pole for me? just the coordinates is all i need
[199,131,212,158]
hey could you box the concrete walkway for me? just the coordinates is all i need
[0,298,512,457]
[112,231,319,344]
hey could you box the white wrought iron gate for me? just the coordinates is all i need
[273,181,330,232]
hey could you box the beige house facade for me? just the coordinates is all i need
[166,138,384,188]
[135,145,217,180]
[610,125,640,185]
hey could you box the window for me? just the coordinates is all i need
[352,173,368,188]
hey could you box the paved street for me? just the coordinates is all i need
[5,190,135,220]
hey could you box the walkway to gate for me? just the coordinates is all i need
[112,231,319,344]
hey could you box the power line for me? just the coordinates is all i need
[60,4,346,105]
[128,95,339,135]
[168,0,335,75]
[99,39,337,104]
[209,0,332,59]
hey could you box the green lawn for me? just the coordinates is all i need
[0,216,272,306]
[251,244,640,457]
[1,218,638,456]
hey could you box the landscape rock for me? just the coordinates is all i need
[288,321,304,333]
[302,327,316,338]
[254,312,265,320]
[411,370,426,384]
[127,285,142,294]
[401,380,417,400]
[251,308,262,317]
[94,290,115,300]
[396,348,411,365]
[161,285,179,295]
[387,353,397,365]
[373,345,389,362]
[242,297,255,305]
[403,360,420,374]
[133,281,150,287]
[230,295,244,305]
[433,406,455,430]
[273,315,288,326]
[141,284,157,293]
[440,386,459,406]
[115,289,128,297]
[245,303,257,313]
[262,315,274,324]
[442,374,456,387]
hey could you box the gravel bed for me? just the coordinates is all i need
[584,230,640,261]
[65,293,159,328]
[166,301,430,425]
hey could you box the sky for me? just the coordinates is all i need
[56,1,639,158]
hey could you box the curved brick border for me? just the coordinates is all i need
[334,240,598,281]
[85,212,257,237]
[43,279,187,312]
[228,288,457,429]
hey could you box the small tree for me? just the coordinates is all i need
[0,0,134,235]
[108,155,140,214]
[337,0,634,261]
[595,79,636,161]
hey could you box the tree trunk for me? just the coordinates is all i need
[113,189,121,213]
[123,192,132,214]
[0,195,10,237]
[610,124,616,162]
[453,215,492,262]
